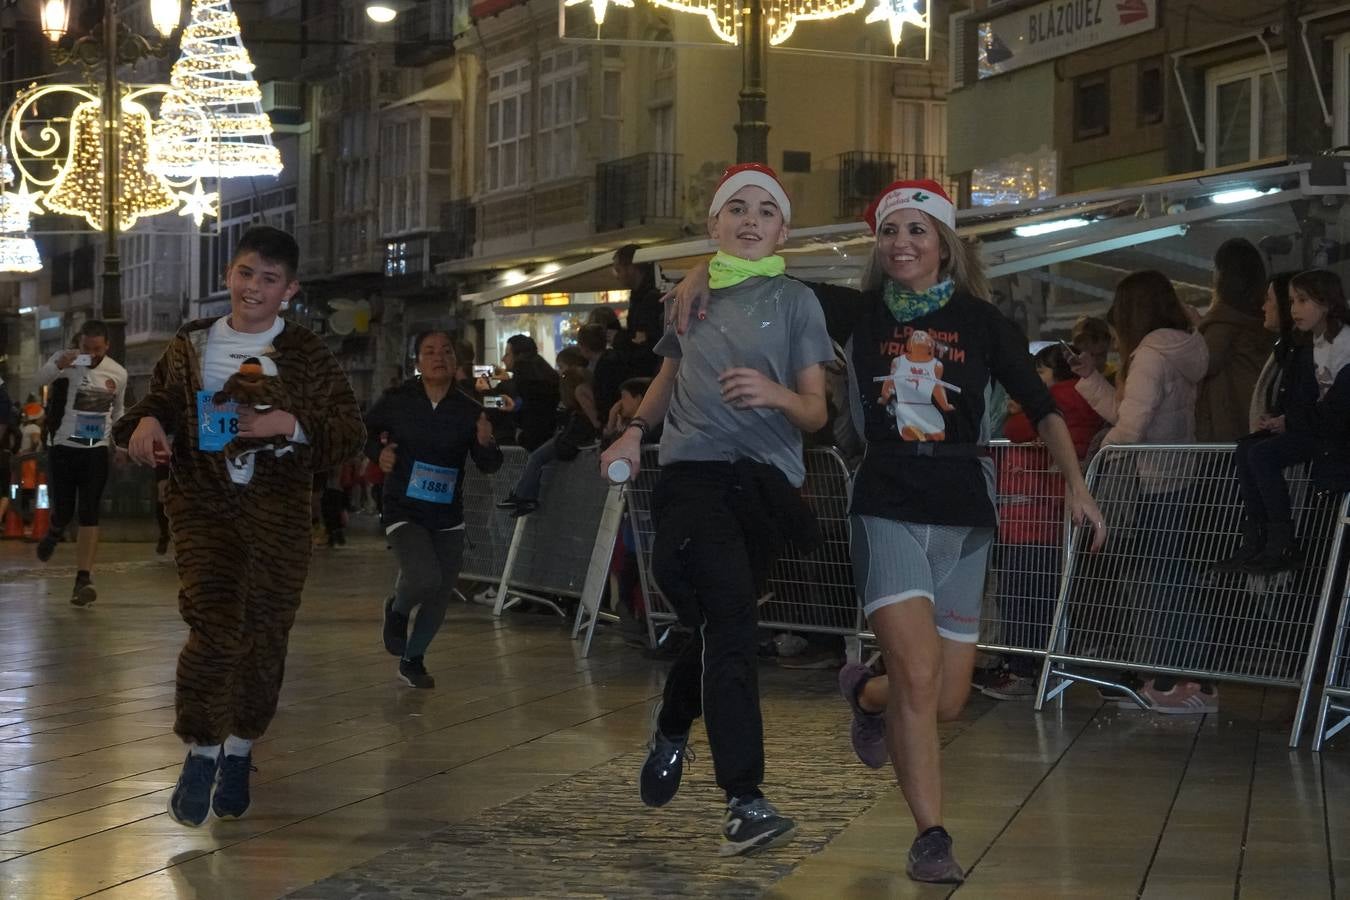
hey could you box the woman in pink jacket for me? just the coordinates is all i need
[1069,270,1213,713]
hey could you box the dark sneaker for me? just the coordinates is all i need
[155,535,170,555]
[838,662,887,769]
[35,533,58,563]
[168,751,218,827]
[720,796,797,857]
[639,702,691,808]
[71,579,97,607]
[399,656,435,689]
[382,596,408,657]
[212,753,256,819]
[495,493,522,510]
[979,671,1037,701]
[906,826,965,883]
[509,499,539,518]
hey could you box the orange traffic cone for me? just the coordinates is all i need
[2,501,21,539]
[29,475,50,542]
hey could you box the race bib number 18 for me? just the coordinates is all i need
[196,390,238,453]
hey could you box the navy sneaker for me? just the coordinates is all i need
[212,753,256,819]
[399,656,435,689]
[906,826,965,883]
[168,751,218,827]
[639,702,691,808]
[720,796,797,856]
[382,596,408,657]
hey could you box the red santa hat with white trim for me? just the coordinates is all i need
[707,163,792,224]
[863,179,956,233]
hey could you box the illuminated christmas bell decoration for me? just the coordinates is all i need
[45,98,180,231]
[152,0,282,178]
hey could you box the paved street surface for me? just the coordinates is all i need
[2,534,1348,899]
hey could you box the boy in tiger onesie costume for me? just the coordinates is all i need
[114,226,365,827]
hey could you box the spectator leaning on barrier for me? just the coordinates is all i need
[601,163,834,858]
[1213,269,1350,576]
[1195,238,1275,442]
[1070,270,1213,714]
[497,335,560,451]
[497,345,601,518]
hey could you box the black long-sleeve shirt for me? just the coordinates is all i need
[365,379,503,531]
[810,284,1057,527]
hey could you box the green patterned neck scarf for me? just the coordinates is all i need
[707,251,786,289]
[883,278,955,324]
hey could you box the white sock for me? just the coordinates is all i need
[223,735,253,758]
[190,743,221,760]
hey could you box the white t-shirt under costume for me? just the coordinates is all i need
[35,352,127,449]
[203,316,308,485]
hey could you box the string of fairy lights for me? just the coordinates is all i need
[564,0,927,48]
[0,0,282,274]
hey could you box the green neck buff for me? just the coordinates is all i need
[883,278,955,324]
[708,251,786,289]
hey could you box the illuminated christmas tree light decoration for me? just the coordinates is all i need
[0,235,42,273]
[0,146,40,274]
[46,98,180,230]
[152,0,282,178]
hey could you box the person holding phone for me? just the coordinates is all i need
[364,331,502,688]
[33,319,127,605]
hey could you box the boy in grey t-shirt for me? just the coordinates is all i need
[601,164,835,856]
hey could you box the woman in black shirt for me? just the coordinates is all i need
[365,331,502,689]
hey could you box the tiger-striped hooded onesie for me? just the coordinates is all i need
[112,317,365,745]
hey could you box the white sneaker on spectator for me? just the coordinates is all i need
[471,587,498,607]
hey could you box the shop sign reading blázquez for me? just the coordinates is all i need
[978,0,1158,79]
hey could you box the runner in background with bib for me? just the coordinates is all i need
[33,319,127,605]
[365,330,502,689]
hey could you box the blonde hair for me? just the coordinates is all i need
[861,213,990,300]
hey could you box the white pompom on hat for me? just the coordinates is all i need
[707,162,792,224]
[864,179,956,233]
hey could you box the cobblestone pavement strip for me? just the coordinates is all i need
[287,673,995,899]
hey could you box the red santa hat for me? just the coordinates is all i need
[708,163,792,224]
[864,179,956,233]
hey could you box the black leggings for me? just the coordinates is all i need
[652,465,764,802]
[48,444,109,528]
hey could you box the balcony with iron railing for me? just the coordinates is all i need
[392,0,458,67]
[297,213,383,280]
[595,153,681,232]
[439,198,476,260]
[476,177,594,257]
[837,152,953,219]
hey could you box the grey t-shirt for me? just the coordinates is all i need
[655,275,834,487]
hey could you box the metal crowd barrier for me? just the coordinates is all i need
[626,441,1071,662]
[1311,503,1350,751]
[459,445,529,586]
[1032,444,1349,748]
[492,445,612,618]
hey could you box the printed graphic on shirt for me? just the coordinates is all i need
[72,374,118,416]
[874,327,962,441]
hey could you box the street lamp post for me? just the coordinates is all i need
[43,0,181,364]
[735,0,769,164]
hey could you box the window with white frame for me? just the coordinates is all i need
[120,233,152,303]
[1206,55,1286,168]
[537,48,589,182]
[486,62,531,192]
[381,118,419,235]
